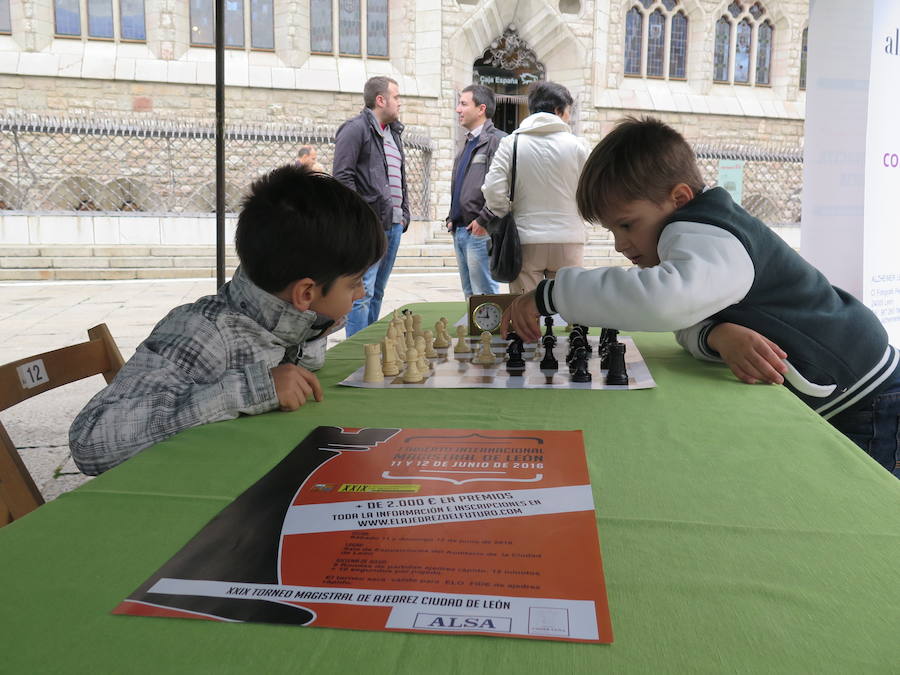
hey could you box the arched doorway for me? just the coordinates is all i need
[472,26,545,134]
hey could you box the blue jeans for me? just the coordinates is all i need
[453,226,499,298]
[829,364,900,478]
[345,223,403,337]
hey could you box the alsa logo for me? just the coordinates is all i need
[414,613,511,632]
[886,28,900,56]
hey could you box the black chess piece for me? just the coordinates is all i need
[540,334,559,370]
[604,341,628,386]
[543,315,555,340]
[599,328,619,369]
[571,347,591,382]
[506,332,526,372]
[575,324,592,355]
[567,331,585,370]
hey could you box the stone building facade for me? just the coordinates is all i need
[0,0,808,246]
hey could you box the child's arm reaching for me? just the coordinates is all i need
[704,322,788,384]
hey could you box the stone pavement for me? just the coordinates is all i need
[0,271,472,502]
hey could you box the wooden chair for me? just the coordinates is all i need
[0,324,124,527]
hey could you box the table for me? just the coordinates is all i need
[2,302,898,673]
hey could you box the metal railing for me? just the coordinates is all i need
[0,114,433,219]
[694,144,803,226]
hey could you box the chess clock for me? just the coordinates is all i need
[467,293,519,336]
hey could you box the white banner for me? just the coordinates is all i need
[147,578,600,640]
[281,485,595,535]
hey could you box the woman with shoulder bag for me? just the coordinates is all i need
[481,81,589,294]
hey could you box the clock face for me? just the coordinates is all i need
[472,302,503,332]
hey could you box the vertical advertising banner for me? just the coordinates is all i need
[803,0,900,344]
[863,0,900,340]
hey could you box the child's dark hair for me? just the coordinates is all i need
[576,116,705,224]
[235,164,386,294]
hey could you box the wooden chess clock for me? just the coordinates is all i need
[467,293,519,336]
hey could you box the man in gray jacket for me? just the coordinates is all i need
[447,84,505,297]
[333,76,410,336]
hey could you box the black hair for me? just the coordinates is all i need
[461,84,496,119]
[527,81,574,116]
[576,116,706,224]
[235,164,386,294]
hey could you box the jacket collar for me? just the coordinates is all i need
[515,112,571,135]
[362,107,405,137]
[223,266,328,343]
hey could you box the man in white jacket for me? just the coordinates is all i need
[481,81,589,293]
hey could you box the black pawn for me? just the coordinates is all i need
[540,335,559,370]
[543,315,555,340]
[571,347,591,382]
[604,342,628,386]
[506,332,526,372]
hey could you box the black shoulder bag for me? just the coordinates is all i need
[486,134,522,283]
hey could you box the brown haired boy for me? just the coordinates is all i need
[503,116,900,477]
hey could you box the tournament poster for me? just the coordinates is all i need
[114,427,614,643]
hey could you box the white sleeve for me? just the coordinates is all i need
[481,134,513,217]
[551,221,755,331]
[674,319,723,362]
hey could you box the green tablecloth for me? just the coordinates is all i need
[2,302,898,673]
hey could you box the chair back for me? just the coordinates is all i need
[0,324,123,526]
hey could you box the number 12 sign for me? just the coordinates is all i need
[16,359,49,390]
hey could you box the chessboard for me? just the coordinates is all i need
[339,314,656,391]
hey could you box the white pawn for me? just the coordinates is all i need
[415,336,428,371]
[423,329,438,357]
[403,347,423,383]
[381,338,399,376]
[532,341,543,360]
[432,321,449,348]
[454,325,472,353]
[473,331,496,365]
[363,343,384,382]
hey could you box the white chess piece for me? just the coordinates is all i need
[381,338,399,376]
[432,321,449,349]
[454,325,472,353]
[363,343,384,382]
[415,336,427,371]
[412,314,424,339]
[423,329,438,357]
[402,347,423,383]
[473,331,496,365]
[404,313,414,334]
[405,331,416,351]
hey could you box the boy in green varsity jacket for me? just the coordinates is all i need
[503,116,900,478]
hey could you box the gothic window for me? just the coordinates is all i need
[755,20,773,85]
[0,0,11,34]
[190,0,274,50]
[54,0,145,40]
[734,19,751,83]
[624,7,643,75]
[712,1,773,86]
[623,0,689,80]
[669,11,687,78]
[311,0,389,57]
[647,10,665,77]
[799,26,808,90]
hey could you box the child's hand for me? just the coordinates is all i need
[502,292,541,342]
[706,323,788,385]
[271,364,324,411]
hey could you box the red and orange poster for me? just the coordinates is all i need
[115,427,613,643]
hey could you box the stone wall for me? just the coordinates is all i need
[1,0,809,236]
